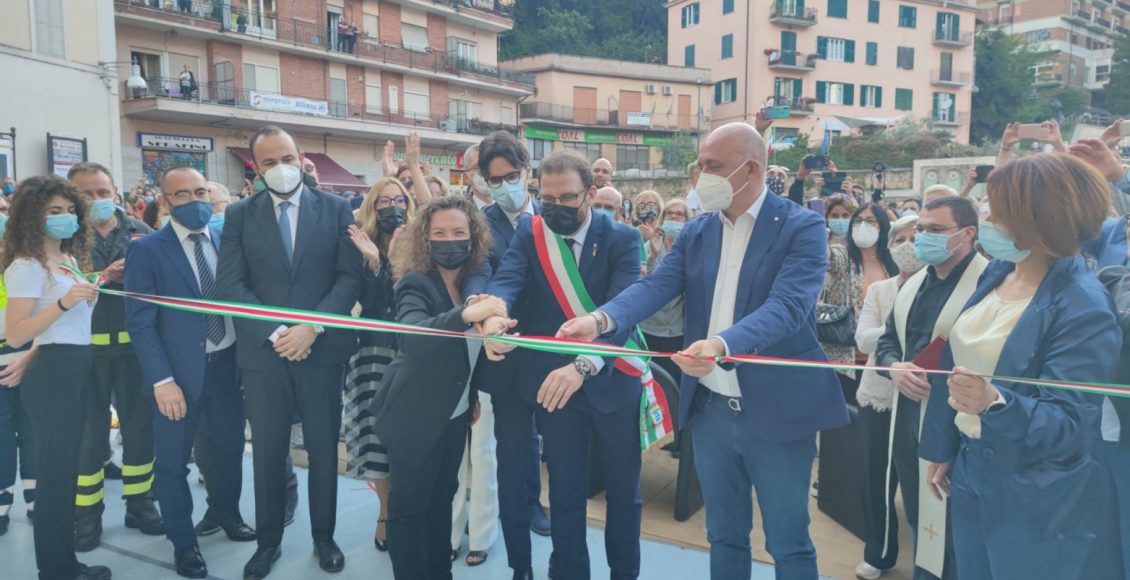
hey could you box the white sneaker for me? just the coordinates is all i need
[855,562,885,580]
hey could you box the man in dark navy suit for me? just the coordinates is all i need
[217,126,362,580]
[483,149,642,580]
[125,166,253,579]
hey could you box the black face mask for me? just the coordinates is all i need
[377,206,406,234]
[636,208,658,223]
[430,239,472,270]
[543,201,585,236]
[303,172,318,189]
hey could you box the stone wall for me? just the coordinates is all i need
[612,168,917,202]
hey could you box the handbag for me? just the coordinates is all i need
[816,266,856,346]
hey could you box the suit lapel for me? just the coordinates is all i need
[491,209,515,249]
[701,216,722,318]
[253,192,293,276]
[734,195,784,317]
[157,226,202,298]
[292,188,321,271]
[579,212,603,280]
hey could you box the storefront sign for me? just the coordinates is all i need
[137,133,214,152]
[47,134,87,178]
[625,112,652,127]
[392,151,458,168]
[249,91,328,116]
[524,125,672,146]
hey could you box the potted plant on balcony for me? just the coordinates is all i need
[237,12,248,33]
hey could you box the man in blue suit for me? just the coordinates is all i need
[125,166,253,578]
[482,149,642,580]
[217,126,362,579]
[559,123,848,580]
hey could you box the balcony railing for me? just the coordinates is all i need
[1119,1,1130,12]
[123,76,512,136]
[1098,17,1114,27]
[770,96,815,115]
[769,3,817,26]
[767,50,817,71]
[1077,9,1094,20]
[933,30,973,47]
[1034,72,1065,86]
[113,0,534,88]
[519,101,702,131]
[932,112,970,127]
[930,70,972,86]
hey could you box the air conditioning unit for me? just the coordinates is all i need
[662,85,673,96]
[645,83,658,94]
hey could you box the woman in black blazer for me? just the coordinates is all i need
[372,195,508,580]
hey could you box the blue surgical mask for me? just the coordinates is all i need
[208,212,225,231]
[487,180,527,213]
[661,221,685,237]
[914,230,961,266]
[594,208,615,220]
[44,214,79,240]
[144,196,156,204]
[2,184,13,195]
[0,213,8,238]
[90,198,116,223]
[171,200,214,230]
[979,221,1031,263]
[828,218,850,237]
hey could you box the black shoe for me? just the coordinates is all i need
[125,495,165,535]
[0,514,8,537]
[529,503,551,537]
[103,462,123,481]
[242,546,280,580]
[283,486,298,528]
[25,509,33,523]
[75,563,112,580]
[313,540,345,573]
[74,505,104,553]
[174,545,207,579]
[195,511,256,542]
[373,518,387,552]
[512,569,534,580]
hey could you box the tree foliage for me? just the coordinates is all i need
[767,120,985,172]
[500,0,668,63]
[970,30,1040,145]
[1102,33,1130,115]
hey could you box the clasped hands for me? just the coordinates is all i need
[463,295,518,361]
[556,314,727,378]
[274,324,318,361]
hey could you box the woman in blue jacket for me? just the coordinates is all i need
[918,154,1124,580]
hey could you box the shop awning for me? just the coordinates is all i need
[833,115,907,129]
[227,148,367,192]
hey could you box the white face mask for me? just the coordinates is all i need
[852,223,880,248]
[471,174,489,195]
[263,164,302,195]
[890,241,924,273]
[691,161,751,212]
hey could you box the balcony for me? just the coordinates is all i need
[932,112,970,127]
[519,101,703,132]
[113,0,534,93]
[1119,1,1130,13]
[121,76,502,146]
[1098,17,1114,27]
[930,70,972,87]
[769,3,817,27]
[767,51,817,72]
[1033,72,1065,87]
[933,30,973,47]
[771,96,815,116]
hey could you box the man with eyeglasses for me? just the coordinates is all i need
[482,149,642,580]
[66,162,164,552]
[124,166,251,578]
[592,186,624,222]
[871,195,984,580]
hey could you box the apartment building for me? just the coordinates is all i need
[981,0,1124,92]
[502,53,712,176]
[0,0,123,180]
[113,0,531,192]
[667,0,978,144]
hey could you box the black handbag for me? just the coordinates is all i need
[816,271,856,346]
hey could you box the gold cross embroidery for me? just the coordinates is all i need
[923,523,939,541]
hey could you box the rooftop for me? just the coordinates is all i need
[501,53,712,85]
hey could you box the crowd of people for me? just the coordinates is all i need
[2,115,1130,580]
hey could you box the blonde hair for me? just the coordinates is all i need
[206,181,231,205]
[659,198,690,225]
[424,175,449,197]
[358,177,417,241]
[923,184,957,201]
[635,190,663,210]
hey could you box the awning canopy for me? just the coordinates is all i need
[228,147,367,192]
[833,115,907,130]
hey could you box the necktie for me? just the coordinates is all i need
[565,238,577,263]
[278,200,293,262]
[189,233,227,345]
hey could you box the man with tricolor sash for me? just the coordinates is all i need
[481,149,645,580]
[559,123,848,580]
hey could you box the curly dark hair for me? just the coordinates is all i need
[1,175,93,273]
[391,195,491,283]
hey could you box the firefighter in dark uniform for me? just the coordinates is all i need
[67,163,164,551]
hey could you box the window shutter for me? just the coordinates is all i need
[728,79,738,102]
[686,45,695,67]
[845,40,856,63]
[816,81,827,103]
[843,83,855,106]
[817,36,828,59]
[866,42,877,65]
[714,82,722,104]
[793,78,803,98]
[908,48,915,69]
[798,0,806,10]
[723,0,734,14]
[875,86,883,108]
[868,0,879,23]
[681,7,687,28]
[947,92,956,117]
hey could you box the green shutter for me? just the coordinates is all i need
[868,0,879,23]
[723,0,734,14]
[875,86,883,108]
[817,36,828,59]
[936,12,946,34]
[896,88,913,111]
[681,7,686,28]
[797,0,806,10]
[843,83,855,106]
[816,81,827,103]
[845,40,856,63]
[714,82,722,105]
[722,34,733,59]
[866,42,878,65]
[828,0,847,18]
[793,78,803,98]
[685,45,695,67]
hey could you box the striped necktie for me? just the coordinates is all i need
[188,233,226,345]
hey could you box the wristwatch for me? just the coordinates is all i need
[573,358,594,379]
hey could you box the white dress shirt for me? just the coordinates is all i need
[268,185,303,253]
[700,190,768,397]
[472,193,492,211]
[504,195,535,227]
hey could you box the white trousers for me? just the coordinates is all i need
[451,391,500,551]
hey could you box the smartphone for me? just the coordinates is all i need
[762,106,790,120]
[804,155,829,170]
[974,165,995,183]
[821,171,847,196]
[1017,123,1053,141]
[806,198,825,215]
[1120,122,1130,137]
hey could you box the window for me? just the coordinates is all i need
[721,35,733,59]
[681,3,700,28]
[564,142,602,163]
[774,77,803,102]
[816,81,854,105]
[365,83,382,113]
[449,99,482,120]
[242,63,280,93]
[363,13,379,39]
[860,85,883,108]
[329,77,348,117]
[527,139,552,164]
[685,45,696,67]
[898,5,917,28]
[828,0,847,19]
[867,0,879,23]
[501,105,514,125]
[34,0,66,58]
[933,92,956,122]
[896,46,915,70]
[818,37,855,63]
[866,42,878,65]
[448,38,478,63]
[616,145,650,171]
[895,88,913,111]
[723,0,734,14]
[403,78,430,119]
[714,78,738,104]
[402,23,428,51]
[936,12,960,41]
[1026,29,1051,43]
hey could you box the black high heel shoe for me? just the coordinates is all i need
[374,519,388,552]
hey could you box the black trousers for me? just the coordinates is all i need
[387,412,469,580]
[76,347,154,508]
[493,392,542,571]
[242,363,343,547]
[859,404,899,570]
[20,344,93,580]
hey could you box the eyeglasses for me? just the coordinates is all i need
[540,191,584,206]
[376,195,408,209]
[663,210,687,220]
[637,202,660,211]
[163,188,209,202]
[852,216,879,227]
[485,171,522,188]
[915,225,960,234]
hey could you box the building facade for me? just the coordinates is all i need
[666,0,978,144]
[0,0,123,182]
[113,0,530,193]
[980,0,1124,93]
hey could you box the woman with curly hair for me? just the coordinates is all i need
[371,194,504,580]
[343,176,418,551]
[2,175,108,580]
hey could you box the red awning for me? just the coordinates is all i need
[228,148,367,192]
